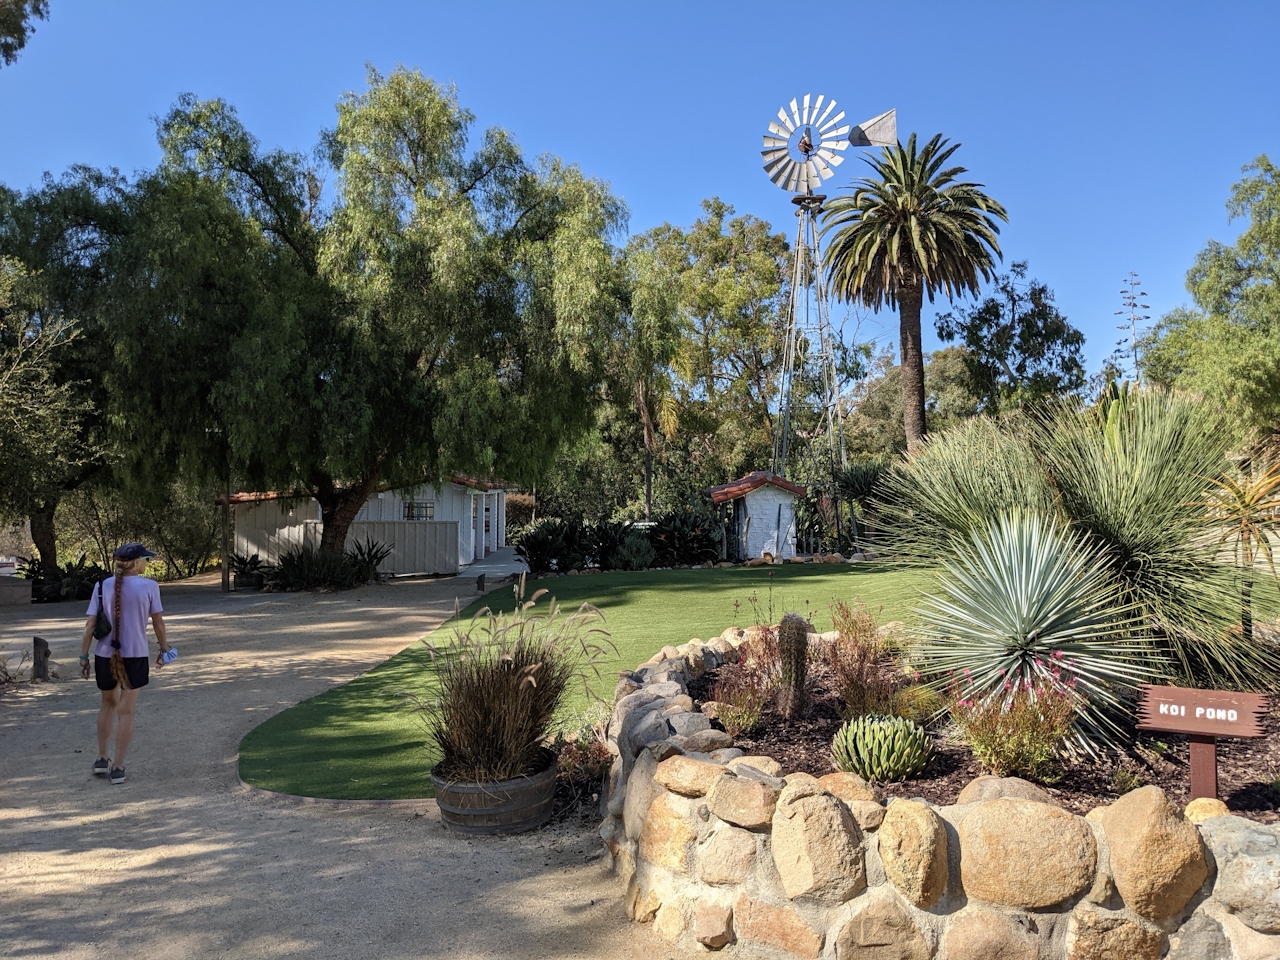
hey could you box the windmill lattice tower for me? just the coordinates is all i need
[761,96,896,480]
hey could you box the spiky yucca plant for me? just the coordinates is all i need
[914,511,1151,748]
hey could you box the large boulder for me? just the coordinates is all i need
[638,792,698,872]
[653,755,727,797]
[879,799,948,908]
[623,749,664,840]
[706,773,781,829]
[959,798,1097,908]
[1184,797,1230,824]
[1095,785,1208,921]
[770,778,866,902]
[957,775,1057,806]
[1166,910,1231,960]
[1199,816,1280,934]
[834,894,931,960]
[667,711,712,737]
[694,901,734,949]
[733,894,824,959]
[697,825,757,885]
[847,800,886,832]
[818,771,881,803]
[653,900,686,942]
[684,728,734,753]
[943,906,1040,960]
[1065,903,1166,960]
[730,756,783,778]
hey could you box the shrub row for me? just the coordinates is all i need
[513,508,721,574]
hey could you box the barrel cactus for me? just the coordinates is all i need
[831,714,931,782]
[777,612,809,719]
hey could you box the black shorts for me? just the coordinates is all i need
[95,655,149,691]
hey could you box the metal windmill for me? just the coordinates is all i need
[762,96,896,480]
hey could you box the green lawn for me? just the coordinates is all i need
[238,563,931,800]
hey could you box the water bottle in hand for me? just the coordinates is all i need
[160,647,178,665]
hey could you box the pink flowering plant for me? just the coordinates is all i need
[950,654,1080,779]
[913,511,1156,753]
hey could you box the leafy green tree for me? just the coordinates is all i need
[0,233,102,567]
[1144,156,1280,433]
[823,134,1008,452]
[935,261,1085,412]
[618,237,682,518]
[154,69,626,552]
[0,0,47,68]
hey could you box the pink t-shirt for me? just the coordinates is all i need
[86,576,164,659]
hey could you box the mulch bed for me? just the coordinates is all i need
[688,667,1280,825]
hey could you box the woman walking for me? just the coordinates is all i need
[78,542,172,784]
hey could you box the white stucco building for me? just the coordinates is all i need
[229,476,508,576]
[709,471,807,561]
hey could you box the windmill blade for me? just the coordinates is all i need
[849,108,897,147]
[817,135,849,152]
[776,107,795,133]
[817,148,845,167]
[819,110,846,135]
[769,158,797,186]
[789,98,801,127]
[762,149,789,169]
[802,93,812,124]
[829,125,851,138]
[814,97,836,129]
[812,155,834,180]
[768,121,791,138]
[805,159,823,186]
[762,134,788,149]
[764,153,792,176]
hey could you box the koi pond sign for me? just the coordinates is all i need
[1137,684,1269,800]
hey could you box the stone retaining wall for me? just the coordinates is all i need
[599,629,1280,959]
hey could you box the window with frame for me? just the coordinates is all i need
[403,500,435,521]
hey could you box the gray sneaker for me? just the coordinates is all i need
[110,767,126,785]
[92,757,110,776]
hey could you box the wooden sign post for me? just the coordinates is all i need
[1137,684,1269,800]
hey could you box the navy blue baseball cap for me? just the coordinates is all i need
[113,542,158,561]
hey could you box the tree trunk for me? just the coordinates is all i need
[898,280,927,453]
[644,446,653,521]
[221,478,231,594]
[315,476,379,555]
[30,500,57,570]
[636,378,654,521]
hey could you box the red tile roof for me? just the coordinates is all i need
[216,477,512,505]
[708,471,808,505]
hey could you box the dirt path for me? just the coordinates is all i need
[0,576,694,959]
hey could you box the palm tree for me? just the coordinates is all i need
[1202,461,1280,645]
[823,134,1007,451]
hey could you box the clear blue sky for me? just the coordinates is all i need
[1,1,1277,373]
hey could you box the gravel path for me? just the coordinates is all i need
[0,576,693,959]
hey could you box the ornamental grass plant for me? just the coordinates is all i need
[415,579,615,783]
[875,416,1057,561]
[1033,389,1280,689]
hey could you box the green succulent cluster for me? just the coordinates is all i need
[831,714,931,782]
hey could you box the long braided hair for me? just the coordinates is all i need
[108,556,134,691]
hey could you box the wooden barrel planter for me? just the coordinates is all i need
[431,748,558,835]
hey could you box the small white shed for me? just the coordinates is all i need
[709,471,807,561]
[229,476,509,576]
